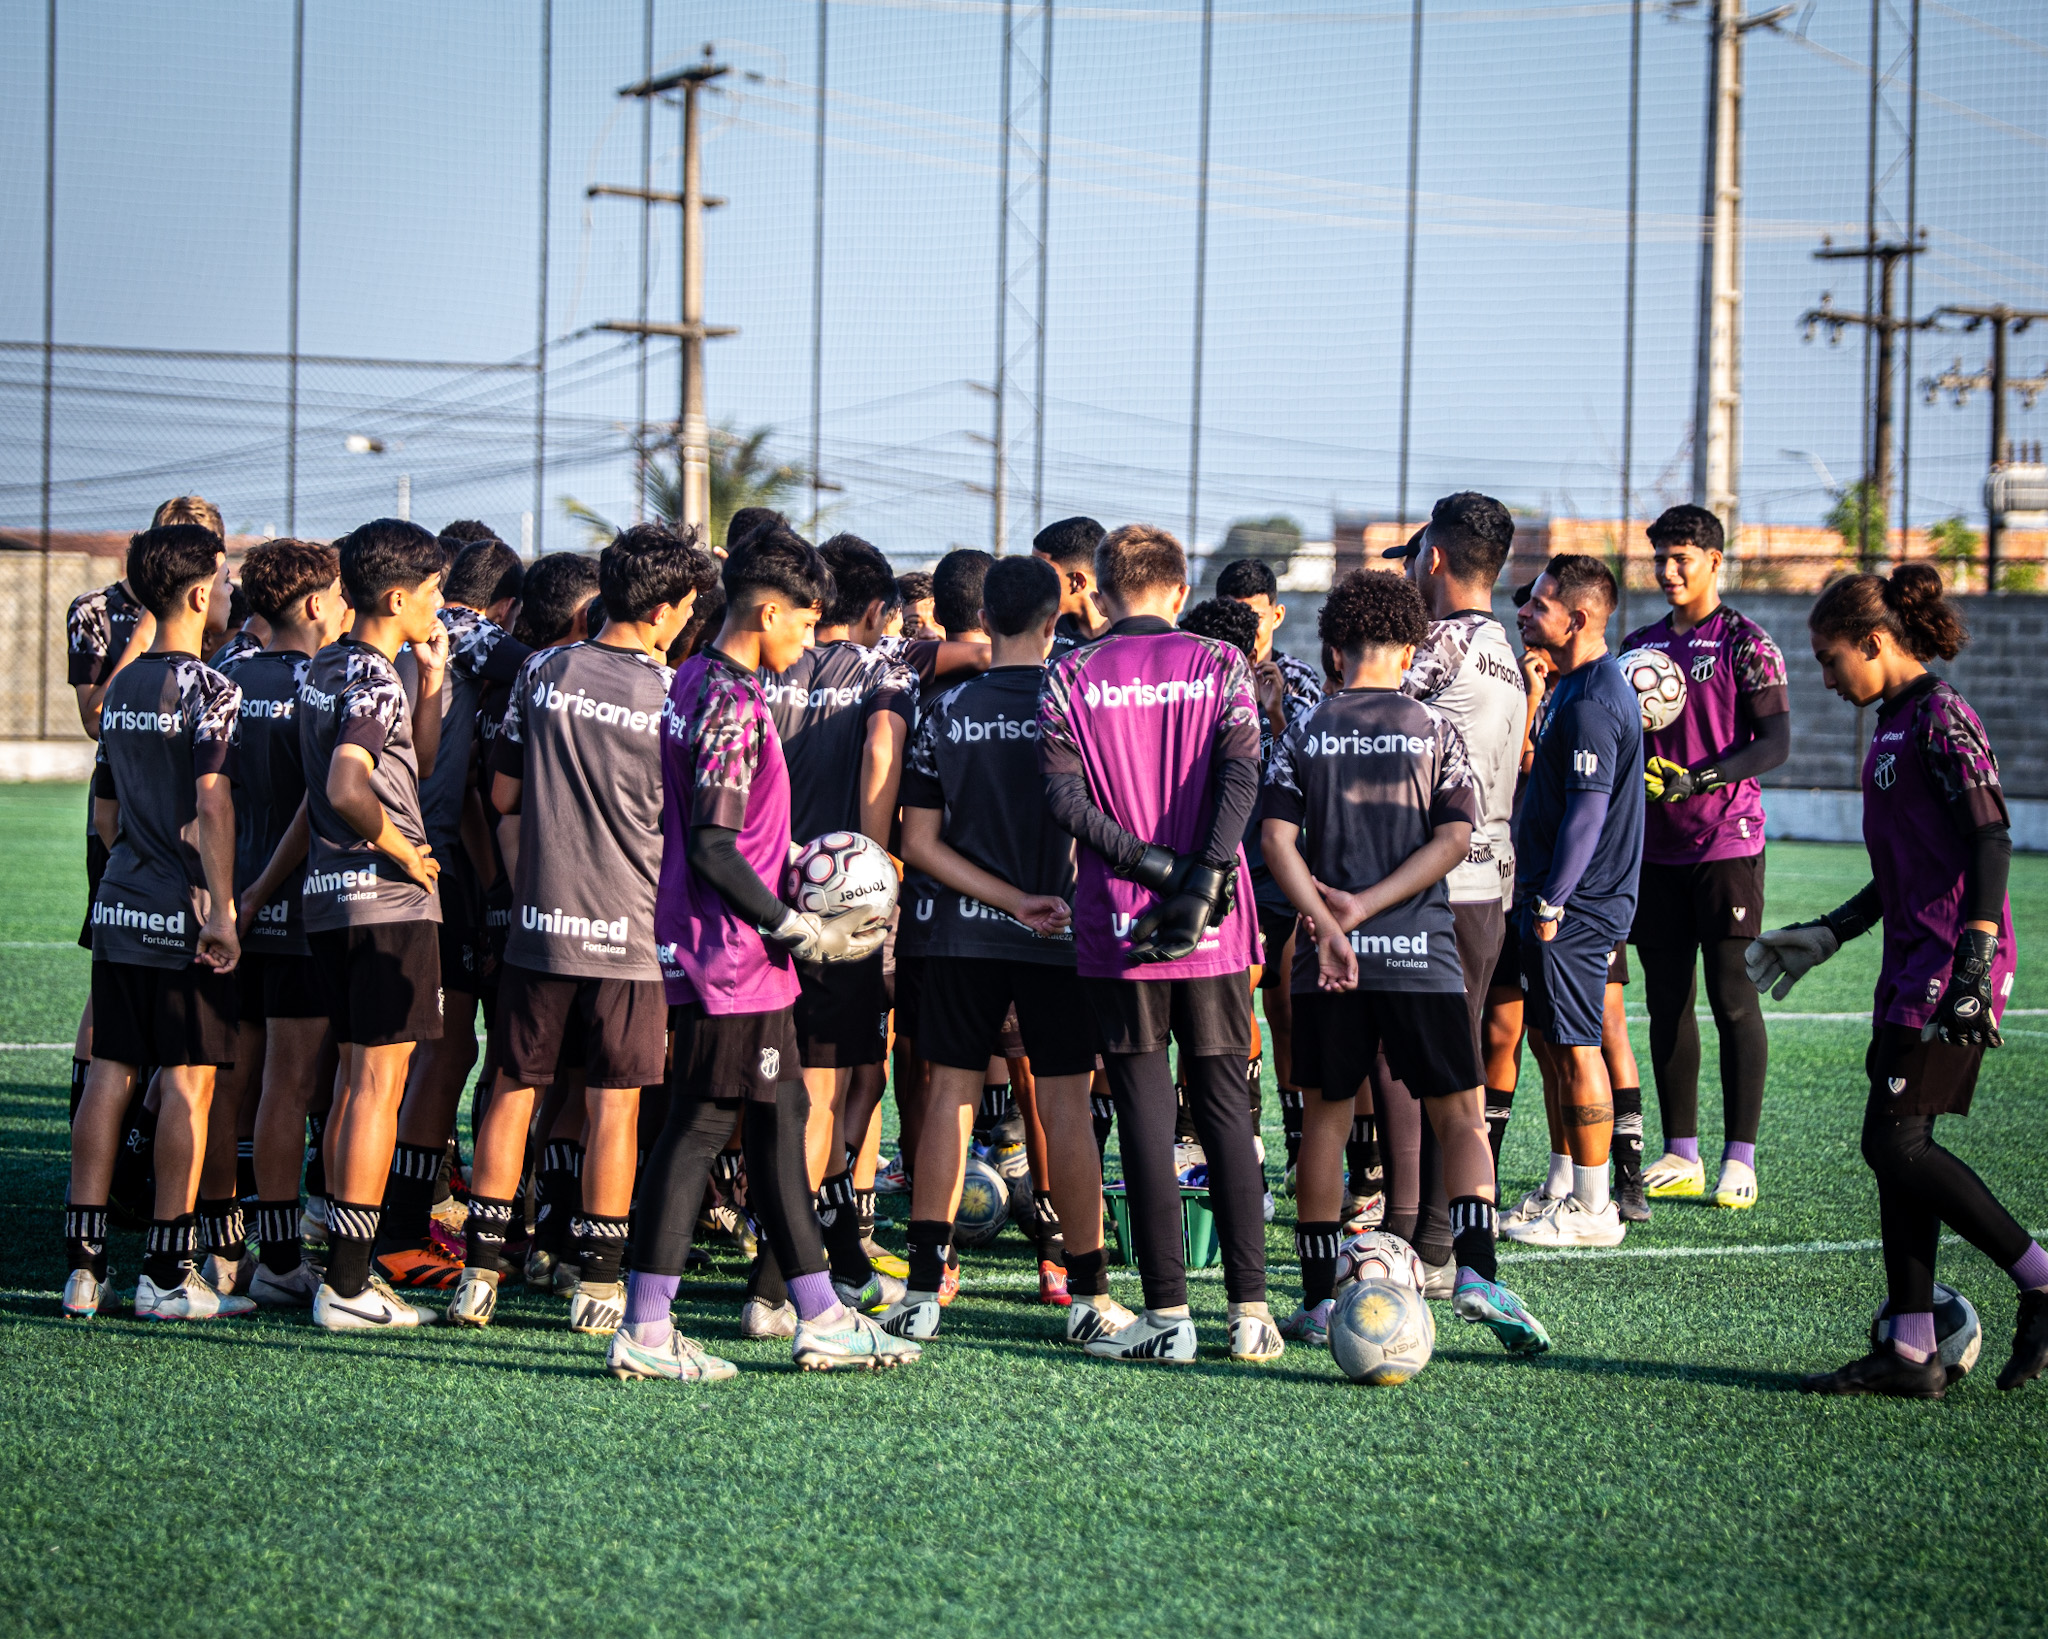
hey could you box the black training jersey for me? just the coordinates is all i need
[1244,648,1325,914]
[91,652,240,970]
[210,630,265,670]
[491,640,673,981]
[298,637,441,932]
[1264,687,1478,994]
[900,665,1078,966]
[760,639,918,844]
[417,605,532,856]
[67,580,147,689]
[218,647,312,956]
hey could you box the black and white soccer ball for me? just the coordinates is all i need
[1618,647,1687,733]
[1871,1282,1982,1382]
[786,831,899,931]
[952,1154,1010,1249]
[1334,1230,1425,1295]
[1329,1278,1436,1386]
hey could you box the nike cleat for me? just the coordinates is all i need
[1086,1309,1197,1363]
[299,1195,331,1243]
[1615,1174,1653,1224]
[1712,1158,1758,1210]
[1419,1256,1456,1302]
[446,1267,499,1329]
[1279,1299,1333,1348]
[313,1275,433,1331]
[570,1280,626,1336]
[1502,1186,1562,1227]
[1502,1194,1626,1248]
[1065,1295,1137,1346]
[1997,1288,2048,1392]
[200,1254,251,1297]
[61,1267,111,1319]
[938,1261,962,1306]
[1343,1192,1386,1235]
[739,1297,797,1340]
[606,1326,737,1384]
[523,1246,559,1291]
[792,1306,923,1371]
[1229,1311,1286,1364]
[1453,1274,1551,1356]
[1801,1342,1945,1399]
[862,1239,910,1281]
[876,1295,943,1340]
[135,1267,256,1321]
[834,1270,906,1313]
[1038,1260,1071,1307]
[374,1243,466,1291]
[551,1259,582,1299]
[249,1260,322,1308]
[1642,1152,1706,1199]
[872,1152,912,1196]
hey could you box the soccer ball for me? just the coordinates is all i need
[1618,647,1687,733]
[952,1154,1010,1248]
[1871,1281,1983,1382]
[1329,1278,1436,1386]
[785,831,899,931]
[1334,1230,1425,1294]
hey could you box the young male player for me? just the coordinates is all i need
[1504,554,1643,1249]
[449,524,715,1335]
[216,539,350,1305]
[298,519,449,1331]
[1261,569,1548,1354]
[1038,523,1281,1364]
[879,554,1128,1344]
[63,524,253,1321]
[1032,515,1109,660]
[609,521,917,1381]
[1624,505,1788,1209]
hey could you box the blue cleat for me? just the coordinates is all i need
[1452,1273,1551,1356]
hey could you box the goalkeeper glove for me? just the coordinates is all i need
[1644,757,1725,802]
[1922,929,2004,1048]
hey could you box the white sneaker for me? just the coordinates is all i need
[739,1297,797,1339]
[876,1294,943,1340]
[313,1274,432,1330]
[249,1259,322,1308]
[1501,1193,1627,1248]
[1064,1294,1137,1346]
[1502,1186,1562,1228]
[61,1267,110,1319]
[1228,1309,1285,1363]
[1419,1255,1456,1301]
[200,1253,250,1296]
[300,1196,330,1241]
[834,1269,906,1313]
[1085,1308,1197,1362]
[1263,1190,1276,1224]
[445,1267,499,1328]
[1343,1192,1386,1235]
[135,1267,256,1321]
[1713,1158,1759,1210]
[570,1280,626,1335]
[1173,1140,1207,1182]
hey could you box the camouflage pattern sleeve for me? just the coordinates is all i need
[1732,611,1790,718]
[1261,714,1307,828]
[335,654,410,759]
[443,605,532,686]
[1276,650,1324,712]
[899,689,949,810]
[184,662,243,780]
[1919,682,2010,833]
[687,671,768,831]
[861,648,921,727]
[66,589,111,686]
[1402,614,1479,702]
[1037,652,1086,779]
[1214,642,1262,762]
[1427,708,1482,831]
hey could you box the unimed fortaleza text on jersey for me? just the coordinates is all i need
[493,640,673,982]
[900,666,1079,965]
[218,647,312,956]
[91,652,241,969]
[1402,610,1525,907]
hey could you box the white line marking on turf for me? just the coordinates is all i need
[0,1043,73,1052]
[0,941,81,949]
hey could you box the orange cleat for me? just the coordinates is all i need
[938,1259,962,1307]
[1038,1260,1071,1307]
[374,1242,466,1291]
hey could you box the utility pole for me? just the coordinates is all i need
[1688,1,1792,551]
[600,47,736,535]
[991,2,1053,556]
[1922,304,2048,594]
[1802,234,1924,569]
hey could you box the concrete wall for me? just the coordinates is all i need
[0,551,109,742]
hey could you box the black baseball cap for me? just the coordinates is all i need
[1380,526,1426,562]
[1511,579,1536,606]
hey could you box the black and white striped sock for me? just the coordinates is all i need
[1296,1220,1343,1305]
[143,1215,200,1288]
[326,1200,382,1298]
[572,1213,631,1285]
[464,1196,517,1275]
[64,1204,108,1277]
[197,1196,245,1260]
[255,1200,303,1275]
[1449,1196,1498,1284]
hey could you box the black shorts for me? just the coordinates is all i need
[670,1005,803,1105]
[1291,988,1480,1101]
[1082,972,1252,1060]
[496,963,667,1090]
[1518,911,1615,1049]
[437,855,486,997]
[1866,1022,1983,1119]
[794,951,887,1069]
[308,922,444,1048]
[91,957,239,1068]
[921,958,1101,1077]
[1257,908,1300,991]
[892,955,925,1041]
[78,831,110,951]
[1450,900,1506,1047]
[1631,854,1766,950]
[230,949,325,1024]
[1489,909,1522,995]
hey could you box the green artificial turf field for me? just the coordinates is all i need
[2,780,2045,1637]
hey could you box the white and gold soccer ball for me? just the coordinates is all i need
[1618,647,1687,733]
[785,831,899,931]
[1334,1230,1426,1294]
[1329,1278,1436,1386]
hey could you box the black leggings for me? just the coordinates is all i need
[631,1081,828,1283]
[1105,1049,1266,1309]
[1861,1097,2030,1314]
[1639,936,1767,1147]
[1371,1053,1450,1265]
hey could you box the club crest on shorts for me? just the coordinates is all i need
[1732,906,1747,921]
[1873,753,1897,790]
[759,1046,781,1080]
[1690,654,1717,683]
[1888,1076,1908,1096]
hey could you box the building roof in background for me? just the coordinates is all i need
[0,528,274,558]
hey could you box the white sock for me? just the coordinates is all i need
[1546,1152,1573,1196]
[1574,1161,1612,1214]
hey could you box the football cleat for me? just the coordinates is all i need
[1800,1342,1945,1399]
[313,1275,432,1331]
[428,1205,467,1263]
[1342,1192,1386,1235]
[1229,1311,1285,1364]
[1502,1185,1562,1227]
[135,1267,256,1322]
[1173,1140,1207,1184]
[862,1239,910,1281]
[523,1246,559,1291]
[834,1269,906,1314]
[249,1259,322,1308]
[1038,1260,1071,1307]
[1064,1295,1137,1346]
[551,1259,582,1299]
[937,1260,962,1305]
[1501,1194,1626,1248]
[1712,1158,1759,1210]
[374,1243,466,1291]
[1281,1163,1297,1199]
[606,1326,738,1384]
[1279,1299,1333,1347]
[792,1306,923,1371]
[872,1152,911,1196]
[876,1295,943,1340]
[299,1195,330,1242]
[1086,1308,1197,1363]
[61,1267,111,1319]
[570,1280,626,1336]
[1642,1152,1706,1198]
[1419,1255,1456,1302]
[1615,1173,1653,1224]
[1452,1273,1551,1356]
[446,1267,499,1328]
[1997,1288,2048,1392]
[739,1297,797,1340]
[200,1253,251,1296]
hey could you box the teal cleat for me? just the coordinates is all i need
[793,1305,922,1371]
[605,1326,738,1384]
[1452,1273,1551,1356]
[1279,1299,1332,1348]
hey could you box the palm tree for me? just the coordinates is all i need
[560,425,817,551]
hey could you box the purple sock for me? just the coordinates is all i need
[623,1271,680,1345]
[787,1269,839,1322]
[1891,1310,1936,1363]
[2009,1241,2048,1293]
[1722,1141,1756,1169]
[1669,1137,1700,1165]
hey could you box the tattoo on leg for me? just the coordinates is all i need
[1562,1103,1614,1129]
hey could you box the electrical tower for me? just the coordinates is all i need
[989,1,1053,556]
[1923,305,2048,594]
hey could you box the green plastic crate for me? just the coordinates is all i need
[1103,1184,1221,1271]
